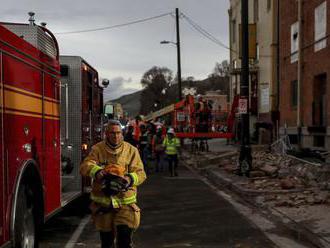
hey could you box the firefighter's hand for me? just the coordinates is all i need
[95,169,106,181]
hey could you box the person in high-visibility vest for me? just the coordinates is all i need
[163,128,180,177]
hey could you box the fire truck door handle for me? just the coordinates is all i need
[53,139,57,149]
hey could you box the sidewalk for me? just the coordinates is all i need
[182,139,330,248]
[135,166,277,248]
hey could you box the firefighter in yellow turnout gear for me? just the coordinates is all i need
[80,120,146,248]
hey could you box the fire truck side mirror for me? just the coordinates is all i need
[102,79,110,88]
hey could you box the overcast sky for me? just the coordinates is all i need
[2,0,230,101]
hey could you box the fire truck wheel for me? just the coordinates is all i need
[14,184,36,248]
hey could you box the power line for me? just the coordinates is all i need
[181,12,235,53]
[181,12,275,59]
[55,12,172,35]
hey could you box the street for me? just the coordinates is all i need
[40,165,279,248]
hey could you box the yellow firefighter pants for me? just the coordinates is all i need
[91,203,141,232]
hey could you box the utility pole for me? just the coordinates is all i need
[238,0,252,176]
[176,8,182,101]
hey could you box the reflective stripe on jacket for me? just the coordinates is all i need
[80,141,146,208]
[163,136,180,155]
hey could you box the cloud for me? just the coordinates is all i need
[103,76,140,101]
[1,0,230,97]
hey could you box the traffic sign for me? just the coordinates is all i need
[239,98,248,114]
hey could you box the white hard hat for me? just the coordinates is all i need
[167,128,175,134]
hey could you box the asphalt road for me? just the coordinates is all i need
[39,164,278,248]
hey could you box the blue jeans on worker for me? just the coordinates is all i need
[142,147,151,174]
[166,154,178,176]
[155,151,165,172]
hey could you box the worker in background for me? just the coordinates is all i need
[132,115,142,143]
[124,125,137,147]
[80,120,146,248]
[152,126,165,172]
[138,124,149,174]
[195,95,205,132]
[163,128,180,177]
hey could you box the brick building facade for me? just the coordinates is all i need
[279,0,330,148]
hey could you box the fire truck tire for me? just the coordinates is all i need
[14,184,37,248]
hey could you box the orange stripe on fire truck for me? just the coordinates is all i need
[3,84,60,103]
[2,85,60,119]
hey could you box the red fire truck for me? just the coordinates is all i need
[0,21,105,248]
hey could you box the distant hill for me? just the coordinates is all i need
[110,90,142,117]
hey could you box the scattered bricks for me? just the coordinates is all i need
[252,160,264,169]
[313,196,323,204]
[296,194,307,201]
[223,164,238,173]
[319,182,330,190]
[317,192,329,203]
[278,168,290,179]
[249,170,266,178]
[260,164,279,176]
[255,196,265,206]
[265,194,277,201]
[280,178,295,190]
[293,200,305,207]
[307,196,315,205]
[289,194,297,200]
[275,200,294,207]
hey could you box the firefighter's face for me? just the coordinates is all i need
[106,124,123,145]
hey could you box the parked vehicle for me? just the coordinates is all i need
[0,20,105,248]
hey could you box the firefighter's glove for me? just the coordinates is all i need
[101,174,129,196]
[95,169,106,182]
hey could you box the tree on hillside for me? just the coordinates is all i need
[209,60,230,78]
[139,66,174,115]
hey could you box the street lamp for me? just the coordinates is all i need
[160,40,176,45]
[160,8,182,101]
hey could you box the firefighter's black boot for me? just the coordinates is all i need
[117,225,134,248]
[100,231,115,248]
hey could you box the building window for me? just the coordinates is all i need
[232,19,236,43]
[315,1,327,52]
[291,80,298,108]
[254,0,259,22]
[291,21,299,63]
[267,0,271,12]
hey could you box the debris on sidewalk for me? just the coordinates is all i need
[183,147,330,208]
[182,143,330,247]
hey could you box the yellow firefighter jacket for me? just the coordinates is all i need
[80,140,146,209]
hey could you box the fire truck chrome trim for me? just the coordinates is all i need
[10,159,43,247]
[23,126,29,136]
[0,35,59,75]
[22,143,32,153]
